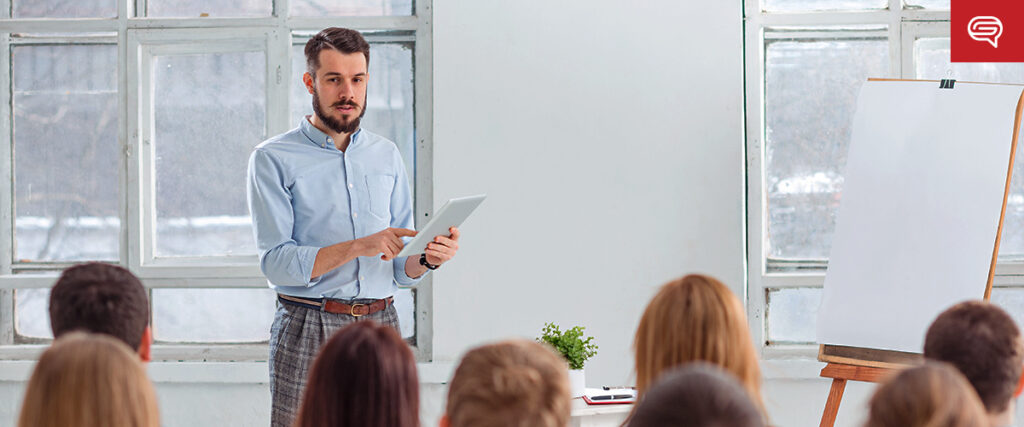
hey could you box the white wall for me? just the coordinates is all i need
[0,1,907,427]
[431,0,747,386]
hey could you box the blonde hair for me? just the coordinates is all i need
[18,332,160,427]
[865,362,988,427]
[445,339,570,427]
[633,274,763,410]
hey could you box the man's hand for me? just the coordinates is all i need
[424,226,460,266]
[357,228,417,261]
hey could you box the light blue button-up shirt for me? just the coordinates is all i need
[246,118,422,299]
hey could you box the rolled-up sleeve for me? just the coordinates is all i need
[390,149,424,287]
[247,149,320,287]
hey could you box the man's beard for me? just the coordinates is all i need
[311,88,366,134]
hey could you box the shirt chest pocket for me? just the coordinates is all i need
[365,174,395,220]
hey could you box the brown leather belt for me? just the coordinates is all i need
[278,294,393,317]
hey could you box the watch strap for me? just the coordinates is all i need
[419,253,440,270]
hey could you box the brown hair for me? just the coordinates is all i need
[629,363,765,427]
[49,262,149,351]
[304,27,370,77]
[633,274,763,410]
[923,301,1024,414]
[445,339,571,427]
[293,321,419,427]
[864,362,988,427]
[18,332,160,427]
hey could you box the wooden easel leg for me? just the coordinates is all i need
[819,378,847,427]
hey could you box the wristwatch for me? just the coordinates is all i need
[419,253,440,270]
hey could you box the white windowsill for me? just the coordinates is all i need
[0,359,457,384]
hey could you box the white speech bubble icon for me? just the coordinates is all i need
[968,16,1003,48]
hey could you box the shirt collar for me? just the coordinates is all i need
[299,116,362,151]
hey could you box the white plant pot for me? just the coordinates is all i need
[569,369,586,398]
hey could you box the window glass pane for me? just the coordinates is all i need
[915,38,1024,257]
[290,0,412,17]
[153,51,265,257]
[152,288,415,341]
[13,0,116,18]
[290,42,416,184]
[395,287,415,339]
[904,0,949,9]
[991,289,1024,328]
[14,44,120,262]
[152,288,275,342]
[765,36,889,261]
[15,288,53,340]
[763,0,886,12]
[147,0,271,17]
[766,288,820,344]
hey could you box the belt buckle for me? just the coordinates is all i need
[350,303,368,317]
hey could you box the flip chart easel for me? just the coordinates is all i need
[816,78,1024,427]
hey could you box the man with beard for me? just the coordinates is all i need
[246,27,460,427]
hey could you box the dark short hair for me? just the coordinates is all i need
[628,363,765,427]
[48,262,149,351]
[304,27,370,77]
[924,301,1024,413]
[293,321,419,427]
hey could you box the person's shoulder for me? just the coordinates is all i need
[254,127,304,153]
[357,129,398,150]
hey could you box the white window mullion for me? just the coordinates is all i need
[1,31,12,277]
[119,0,131,268]
[126,29,146,274]
[888,0,902,78]
[267,28,291,137]
[273,0,288,19]
[744,11,769,354]
[412,0,434,359]
[0,30,12,344]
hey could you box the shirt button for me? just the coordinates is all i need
[353,212,358,218]
[348,183,353,188]
[360,276,365,281]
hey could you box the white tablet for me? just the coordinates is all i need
[396,194,486,258]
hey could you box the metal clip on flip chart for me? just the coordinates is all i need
[940,79,956,89]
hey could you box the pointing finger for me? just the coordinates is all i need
[390,228,418,238]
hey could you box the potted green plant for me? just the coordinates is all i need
[537,322,598,397]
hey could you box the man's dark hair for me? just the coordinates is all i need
[304,27,370,78]
[924,300,1024,414]
[628,363,765,427]
[48,262,149,351]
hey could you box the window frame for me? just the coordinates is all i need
[742,0,1024,359]
[0,0,434,362]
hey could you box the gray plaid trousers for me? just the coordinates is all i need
[268,298,400,427]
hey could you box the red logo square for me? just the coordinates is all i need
[952,0,1024,62]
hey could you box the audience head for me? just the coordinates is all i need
[49,262,152,361]
[293,321,419,427]
[864,361,988,427]
[633,274,763,409]
[18,332,160,427]
[442,339,571,427]
[629,363,765,427]
[923,300,1024,416]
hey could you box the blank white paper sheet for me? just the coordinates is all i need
[816,80,1024,353]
